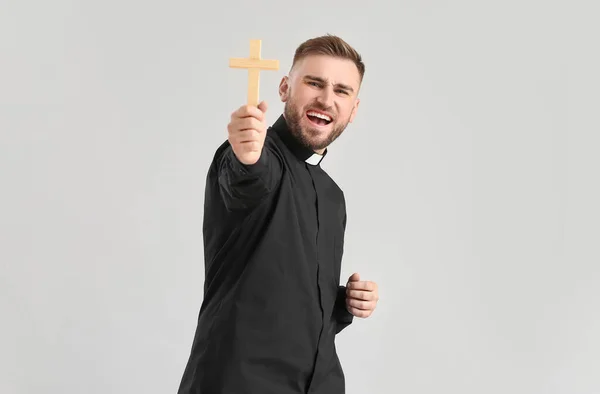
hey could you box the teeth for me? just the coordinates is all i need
[307,111,331,122]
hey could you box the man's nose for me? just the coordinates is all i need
[317,86,334,108]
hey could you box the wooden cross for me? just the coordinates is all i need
[229,39,279,107]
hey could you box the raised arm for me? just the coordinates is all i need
[217,101,283,211]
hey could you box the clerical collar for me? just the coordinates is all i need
[271,115,327,166]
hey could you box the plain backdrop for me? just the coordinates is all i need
[1,1,599,393]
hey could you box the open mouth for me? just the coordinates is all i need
[306,110,333,127]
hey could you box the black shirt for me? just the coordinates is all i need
[177,114,354,394]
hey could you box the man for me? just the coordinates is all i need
[177,34,379,394]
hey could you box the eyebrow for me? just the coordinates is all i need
[303,75,355,93]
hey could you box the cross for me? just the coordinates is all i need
[229,39,280,107]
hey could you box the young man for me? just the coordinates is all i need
[177,35,379,394]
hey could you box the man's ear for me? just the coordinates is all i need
[349,98,360,123]
[279,76,290,102]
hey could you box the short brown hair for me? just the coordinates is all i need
[291,34,365,82]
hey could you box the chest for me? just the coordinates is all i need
[286,163,345,249]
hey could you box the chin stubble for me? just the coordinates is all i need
[284,102,348,151]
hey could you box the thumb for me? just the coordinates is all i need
[347,272,360,284]
[258,100,268,113]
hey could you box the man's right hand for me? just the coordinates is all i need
[227,101,269,165]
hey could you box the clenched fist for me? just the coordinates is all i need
[227,101,269,165]
[345,273,379,318]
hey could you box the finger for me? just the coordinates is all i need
[236,140,262,153]
[232,105,265,121]
[232,104,263,119]
[346,289,377,301]
[347,280,376,291]
[346,306,372,318]
[257,100,268,113]
[347,272,360,283]
[229,125,264,145]
[230,116,264,133]
[231,129,261,144]
[346,298,376,311]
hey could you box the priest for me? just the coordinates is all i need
[177,34,379,394]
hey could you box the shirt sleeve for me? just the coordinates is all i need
[217,143,283,212]
[334,285,354,334]
[333,209,353,333]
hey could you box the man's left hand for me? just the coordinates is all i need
[345,273,379,318]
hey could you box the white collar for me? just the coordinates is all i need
[305,152,324,166]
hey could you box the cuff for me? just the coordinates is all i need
[334,285,354,329]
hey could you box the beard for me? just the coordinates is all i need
[283,95,350,152]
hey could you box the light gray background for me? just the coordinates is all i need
[1,1,599,393]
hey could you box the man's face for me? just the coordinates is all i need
[279,55,361,153]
